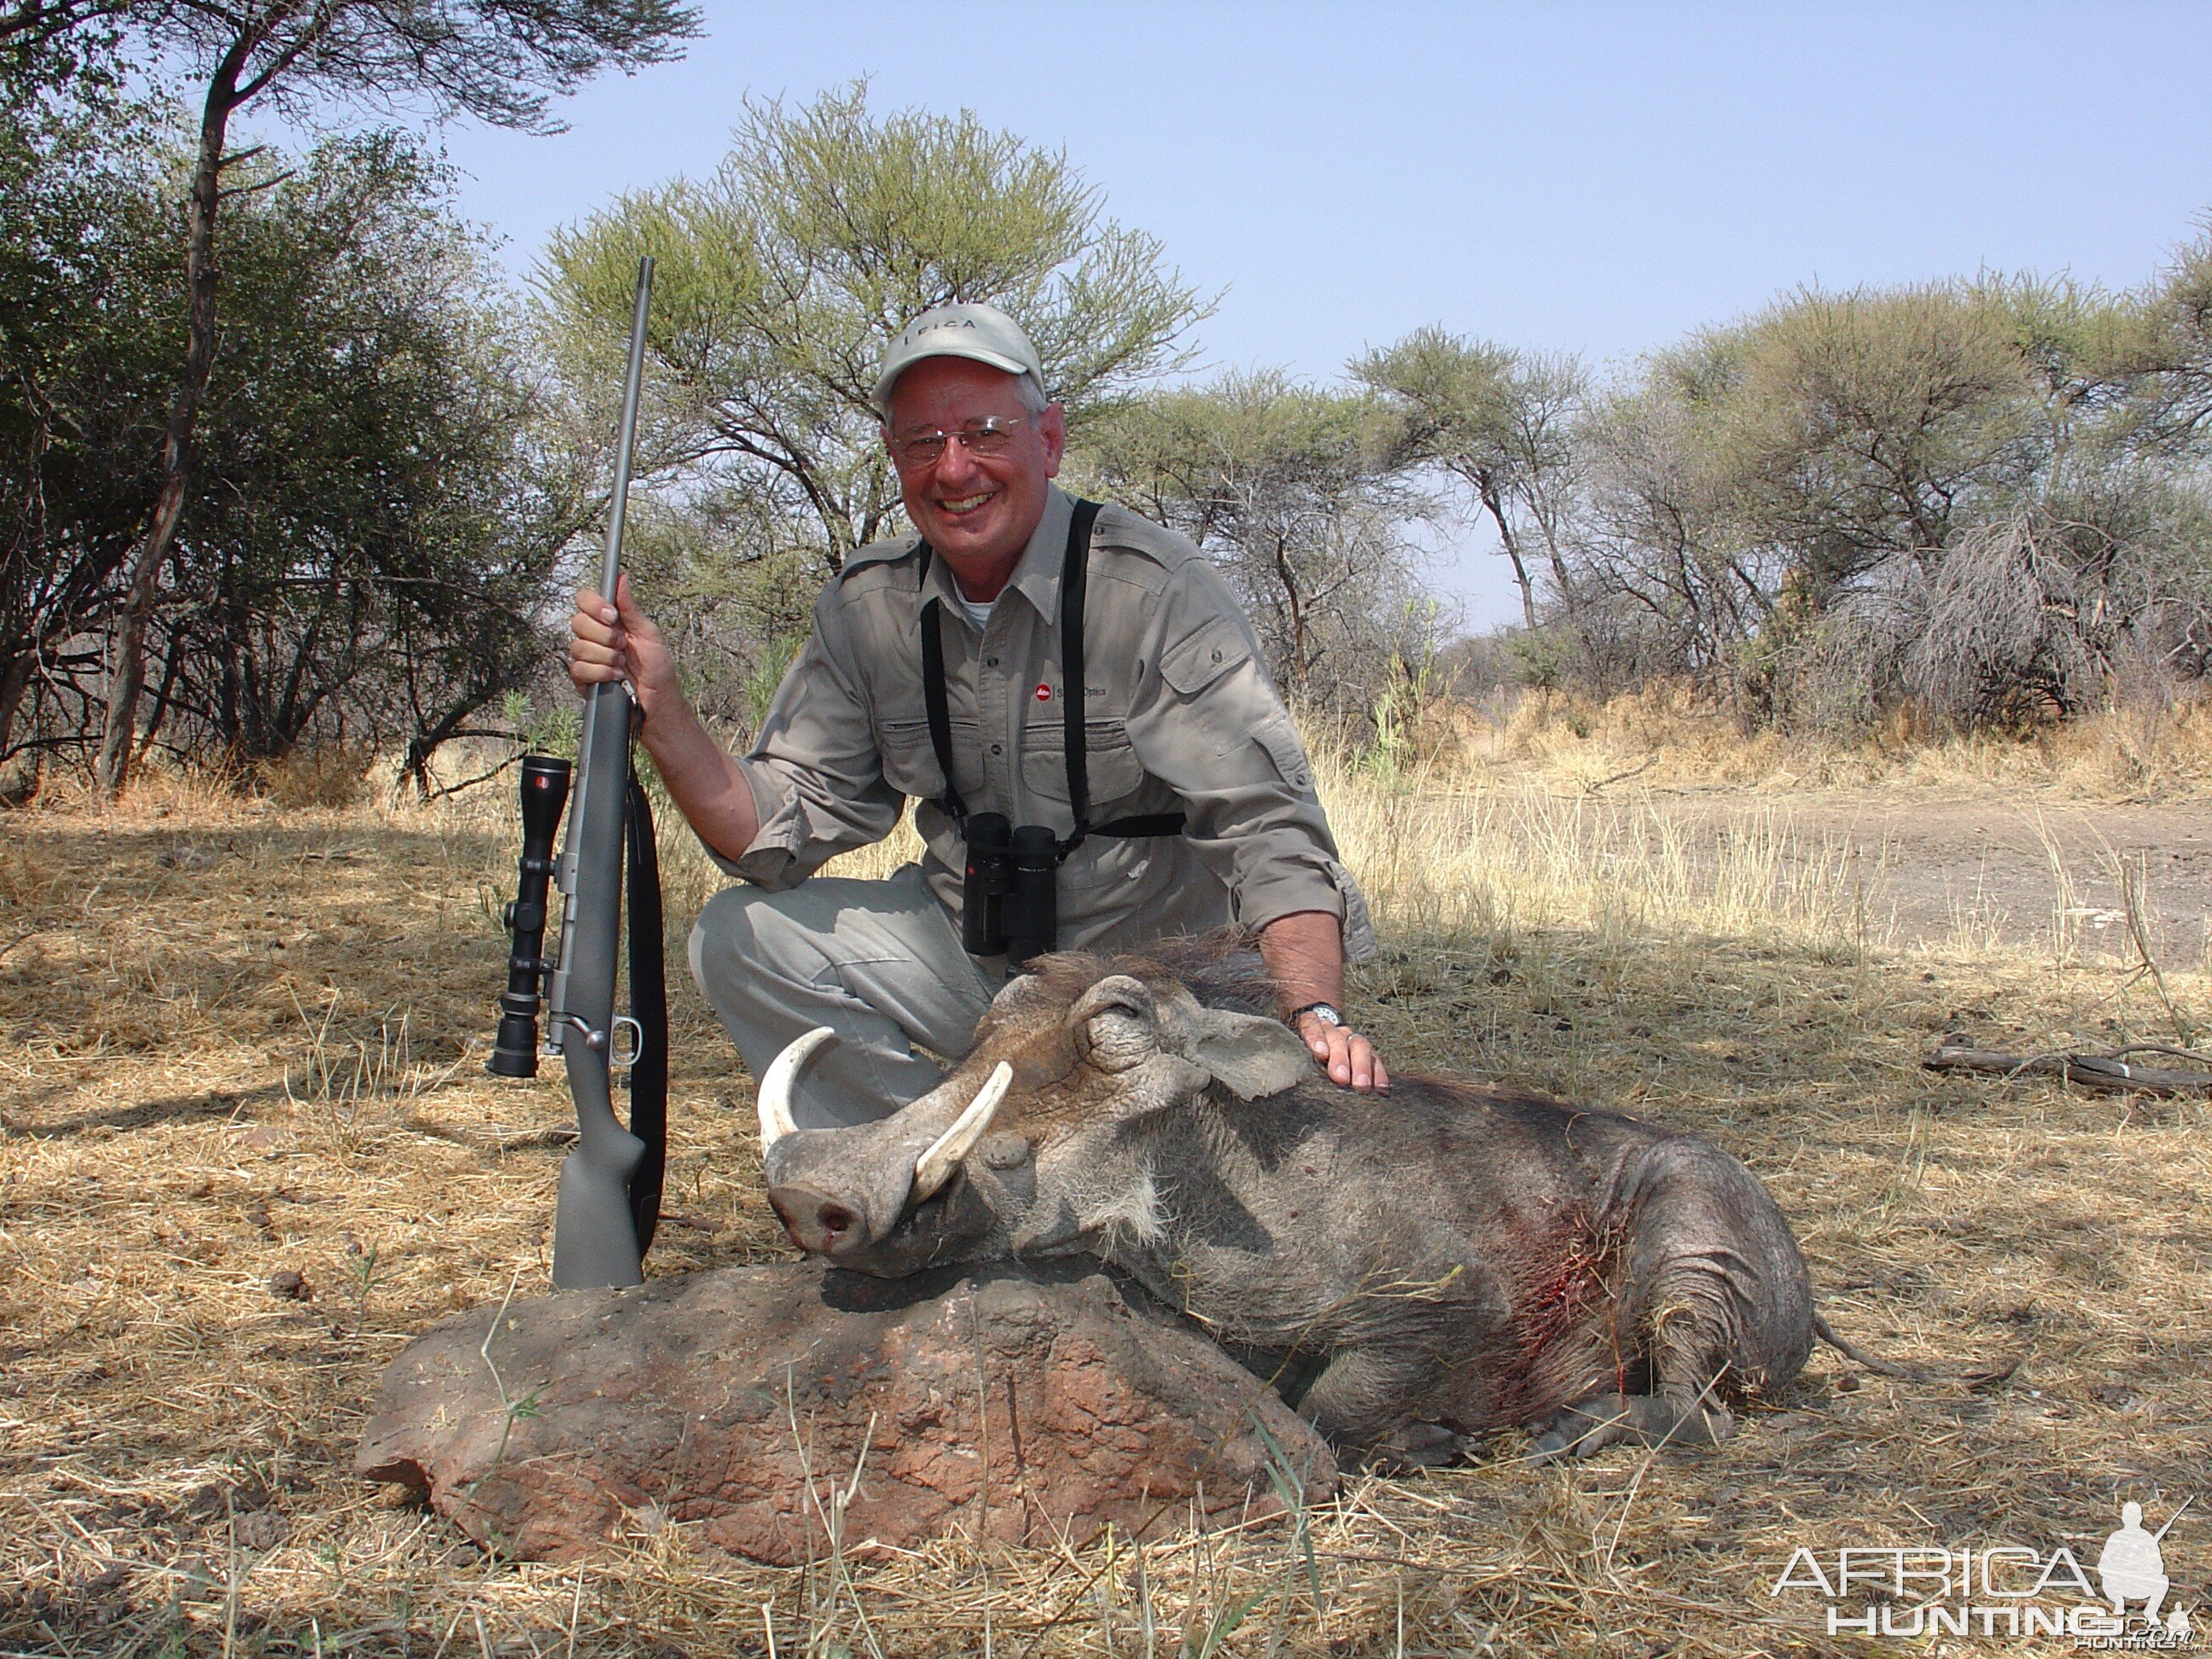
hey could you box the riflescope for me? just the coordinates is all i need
[488,754,572,1077]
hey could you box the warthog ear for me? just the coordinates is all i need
[1185,1008,1311,1101]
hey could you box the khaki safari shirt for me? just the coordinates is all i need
[715,486,1376,959]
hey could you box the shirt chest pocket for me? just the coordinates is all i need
[1021,719,1145,808]
[878,718,984,804]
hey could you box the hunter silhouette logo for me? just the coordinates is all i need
[2098,1500,2192,1633]
[1768,1496,2196,1644]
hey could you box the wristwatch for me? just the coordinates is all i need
[1287,1000,1345,1029]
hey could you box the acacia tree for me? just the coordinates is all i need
[1543,271,2212,729]
[1080,370,1429,713]
[148,134,585,781]
[1565,364,1784,701]
[3,0,696,795]
[1353,328,1585,632]
[1,116,585,785]
[539,82,1205,591]
[0,83,180,763]
[2090,225,2212,457]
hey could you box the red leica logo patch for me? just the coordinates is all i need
[1034,683,1052,701]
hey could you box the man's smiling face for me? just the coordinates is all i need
[885,356,1065,598]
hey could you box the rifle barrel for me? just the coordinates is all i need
[598,259,654,603]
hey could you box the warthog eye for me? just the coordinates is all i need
[1081,1009,1152,1073]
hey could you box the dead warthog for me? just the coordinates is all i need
[756,948,1867,1463]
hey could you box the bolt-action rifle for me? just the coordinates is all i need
[488,258,666,1290]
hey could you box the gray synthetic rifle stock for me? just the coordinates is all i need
[545,257,657,1289]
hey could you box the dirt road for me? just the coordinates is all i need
[1711,790,2212,960]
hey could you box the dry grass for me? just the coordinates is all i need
[1453,683,2212,802]
[1,748,2207,1655]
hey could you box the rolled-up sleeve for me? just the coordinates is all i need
[708,590,903,891]
[1123,561,1377,960]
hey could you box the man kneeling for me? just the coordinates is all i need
[568,302,1387,1121]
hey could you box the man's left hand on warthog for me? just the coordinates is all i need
[755,945,1841,1469]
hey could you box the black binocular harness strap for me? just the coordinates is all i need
[919,499,1186,857]
[622,766,667,1254]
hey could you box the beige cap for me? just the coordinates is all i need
[872,302,1048,413]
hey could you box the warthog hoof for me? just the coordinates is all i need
[1529,1392,1737,1463]
[1355,1420,1463,1472]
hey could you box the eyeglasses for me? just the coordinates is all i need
[888,415,1032,469]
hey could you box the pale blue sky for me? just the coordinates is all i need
[417,1,2212,626]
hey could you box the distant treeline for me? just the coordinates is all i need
[8,60,2209,795]
[1361,268,2212,736]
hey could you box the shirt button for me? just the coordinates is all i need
[1211,649,1222,663]
[991,743,1004,755]
[985,655,999,667]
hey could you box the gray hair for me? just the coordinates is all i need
[879,368,1053,434]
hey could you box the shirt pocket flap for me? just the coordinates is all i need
[1022,719,1146,805]
[878,717,950,801]
[1159,616,1250,696]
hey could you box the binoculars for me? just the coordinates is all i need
[488,754,572,1077]
[960,812,1059,971]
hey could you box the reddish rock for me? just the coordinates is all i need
[357,1261,1336,1564]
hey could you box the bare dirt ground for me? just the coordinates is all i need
[0,776,2208,1655]
[1720,792,2212,960]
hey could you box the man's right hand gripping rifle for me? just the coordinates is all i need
[568,573,764,867]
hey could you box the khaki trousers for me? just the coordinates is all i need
[688,863,1000,1128]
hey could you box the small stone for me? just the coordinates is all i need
[234,1510,289,1550]
[268,1269,310,1301]
[1835,1371,1861,1392]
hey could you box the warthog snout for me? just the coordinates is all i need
[754,1025,1015,1259]
[765,1183,858,1256]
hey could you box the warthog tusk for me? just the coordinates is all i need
[758,1026,835,1150]
[911,1062,1012,1202]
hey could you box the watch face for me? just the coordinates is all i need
[1301,1002,1344,1027]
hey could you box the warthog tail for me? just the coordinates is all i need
[1812,1311,1920,1380]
